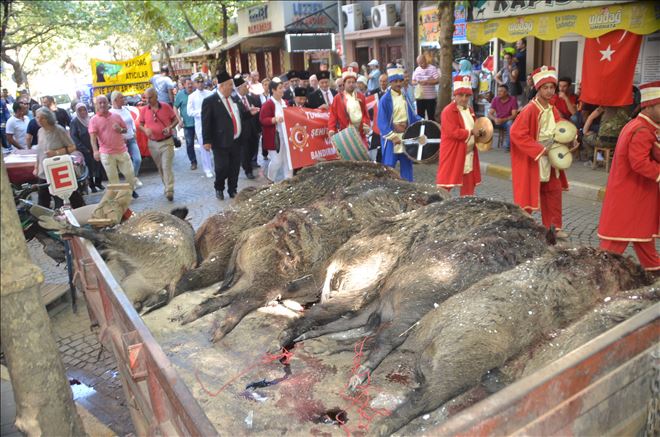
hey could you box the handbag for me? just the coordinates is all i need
[414,84,423,100]
[274,126,281,153]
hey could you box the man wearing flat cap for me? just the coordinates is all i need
[232,74,261,180]
[293,87,309,108]
[202,71,256,200]
[307,71,337,110]
[283,70,300,106]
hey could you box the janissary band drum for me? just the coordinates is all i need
[331,125,370,161]
[402,120,441,163]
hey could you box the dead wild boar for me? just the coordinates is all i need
[376,247,651,436]
[180,179,448,342]
[175,161,401,294]
[41,208,196,313]
[280,197,552,369]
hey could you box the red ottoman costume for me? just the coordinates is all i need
[436,75,481,196]
[598,81,660,271]
[510,66,568,230]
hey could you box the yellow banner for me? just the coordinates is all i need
[92,81,151,98]
[90,53,153,87]
[467,2,660,46]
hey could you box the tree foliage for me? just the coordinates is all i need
[1,0,260,88]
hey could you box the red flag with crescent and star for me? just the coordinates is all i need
[580,29,642,106]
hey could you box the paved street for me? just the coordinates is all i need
[16,145,623,434]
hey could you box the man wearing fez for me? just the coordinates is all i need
[377,66,421,181]
[202,71,257,200]
[328,67,371,144]
[307,71,337,110]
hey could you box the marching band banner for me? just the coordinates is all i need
[282,107,339,169]
[90,53,153,97]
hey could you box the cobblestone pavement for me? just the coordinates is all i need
[25,147,629,435]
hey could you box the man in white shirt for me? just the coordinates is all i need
[150,65,176,104]
[187,72,215,177]
[6,101,29,149]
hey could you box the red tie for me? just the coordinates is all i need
[225,97,237,133]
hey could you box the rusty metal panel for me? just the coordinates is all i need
[431,303,659,436]
[64,211,218,437]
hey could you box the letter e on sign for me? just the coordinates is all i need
[43,155,78,200]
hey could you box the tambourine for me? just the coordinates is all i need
[402,120,441,163]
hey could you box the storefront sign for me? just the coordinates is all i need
[282,107,338,169]
[471,0,631,21]
[419,4,468,48]
[467,2,660,45]
[238,1,336,38]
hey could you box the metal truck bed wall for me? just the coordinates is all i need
[65,209,658,436]
[64,211,218,436]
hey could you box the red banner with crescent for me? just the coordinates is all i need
[282,107,339,169]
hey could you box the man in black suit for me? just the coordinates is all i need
[202,71,258,199]
[232,74,261,180]
[307,71,337,110]
[283,70,299,106]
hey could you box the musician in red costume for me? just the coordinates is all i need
[436,75,482,195]
[598,80,660,272]
[328,66,371,144]
[510,65,569,237]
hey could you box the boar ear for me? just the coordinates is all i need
[170,207,189,220]
[545,225,557,246]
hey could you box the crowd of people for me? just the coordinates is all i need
[1,47,657,271]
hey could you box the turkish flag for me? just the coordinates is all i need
[581,30,642,106]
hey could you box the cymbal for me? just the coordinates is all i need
[474,117,494,143]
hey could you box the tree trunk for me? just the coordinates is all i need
[0,157,87,437]
[160,39,174,74]
[221,4,228,44]
[182,8,210,50]
[435,1,455,121]
[1,51,26,88]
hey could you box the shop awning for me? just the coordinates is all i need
[466,2,660,46]
[170,34,246,60]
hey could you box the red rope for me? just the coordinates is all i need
[194,348,293,397]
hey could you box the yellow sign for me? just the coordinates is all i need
[90,53,153,88]
[92,81,151,98]
[467,2,660,46]
[419,5,440,46]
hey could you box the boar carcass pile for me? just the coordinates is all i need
[280,197,552,384]
[180,178,449,342]
[175,161,403,295]
[374,248,653,436]
[40,208,196,313]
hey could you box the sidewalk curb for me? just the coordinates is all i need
[479,161,606,202]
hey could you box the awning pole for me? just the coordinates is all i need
[338,0,347,67]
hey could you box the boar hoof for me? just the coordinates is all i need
[347,369,368,392]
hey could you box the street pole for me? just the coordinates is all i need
[338,0,347,67]
[0,156,86,437]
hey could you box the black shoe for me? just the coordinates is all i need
[228,191,236,198]
[216,190,224,200]
[132,191,139,199]
[90,185,98,193]
[252,163,261,169]
[166,193,173,201]
[246,173,255,180]
[96,183,105,191]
